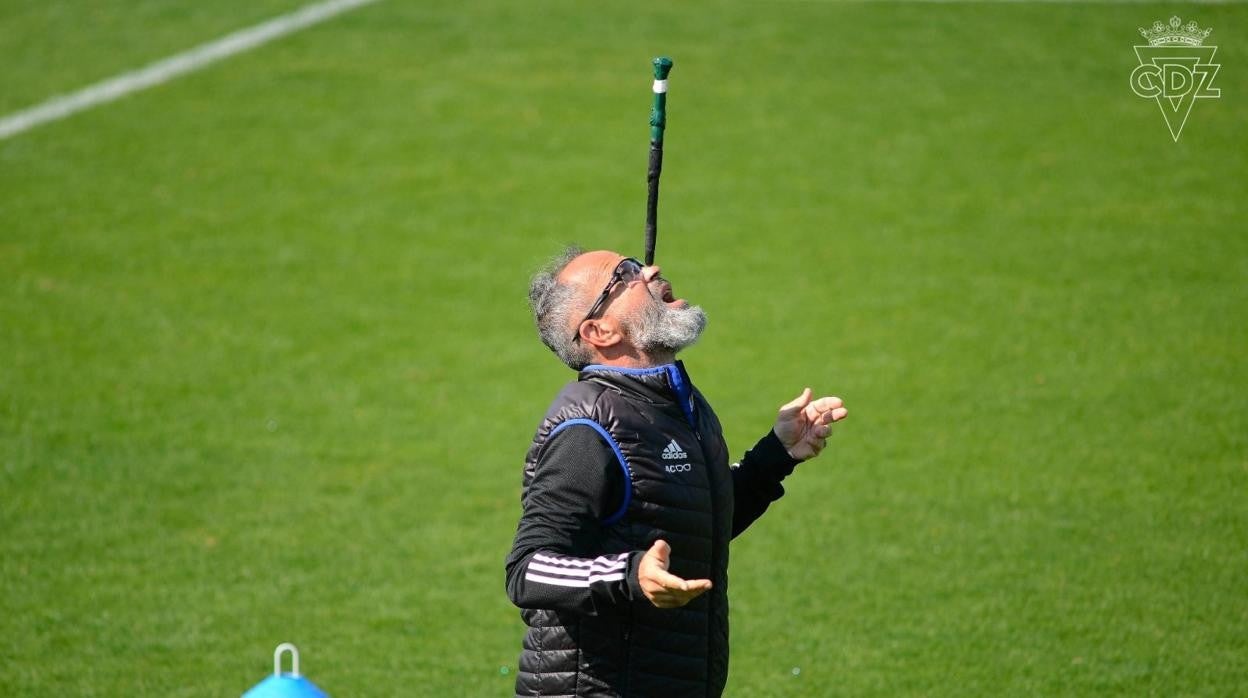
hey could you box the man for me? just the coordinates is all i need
[505,247,848,697]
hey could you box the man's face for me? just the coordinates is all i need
[561,251,707,356]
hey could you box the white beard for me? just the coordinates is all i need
[628,299,708,355]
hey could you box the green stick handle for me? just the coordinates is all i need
[650,57,673,143]
[645,57,673,266]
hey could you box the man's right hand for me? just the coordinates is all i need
[638,540,712,608]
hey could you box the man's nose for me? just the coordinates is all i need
[642,265,661,282]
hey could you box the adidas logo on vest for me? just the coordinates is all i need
[661,439,688,460]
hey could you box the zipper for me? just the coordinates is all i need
[696,397,720,695]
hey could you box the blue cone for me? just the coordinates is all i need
[242,674,329,698]
[243,643,329,698]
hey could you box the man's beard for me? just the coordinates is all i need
[626,299,708,356]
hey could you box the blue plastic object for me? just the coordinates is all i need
[242,643,329,698]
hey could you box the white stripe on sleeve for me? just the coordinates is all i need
[524,552,630,587]
[524,572,627,587]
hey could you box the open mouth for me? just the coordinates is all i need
[657,281,683,306]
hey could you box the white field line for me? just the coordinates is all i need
[0,0,382,141]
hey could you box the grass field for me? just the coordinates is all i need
[2,1,1246,695]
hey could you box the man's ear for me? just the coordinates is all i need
[579,318,623,349]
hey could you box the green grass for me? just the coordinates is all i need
[0,0,314,114]
[2,1,1246,695]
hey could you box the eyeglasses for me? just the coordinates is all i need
[571,257,644,343]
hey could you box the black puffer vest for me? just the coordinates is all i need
[516,362,735,697]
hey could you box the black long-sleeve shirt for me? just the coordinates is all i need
[505,426,800,614]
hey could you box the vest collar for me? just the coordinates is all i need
[580,361,697,425]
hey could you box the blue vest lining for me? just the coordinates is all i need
[582,364,668,375]
[664,364,697,427]
[548,418,633,526]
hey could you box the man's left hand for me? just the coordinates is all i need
[774,388,848,461]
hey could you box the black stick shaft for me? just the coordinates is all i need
[645,142,663,266]
[644,57,672,267]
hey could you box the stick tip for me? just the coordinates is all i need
[652,57,673,79]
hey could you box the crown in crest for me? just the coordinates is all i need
[1138,16,1213,46]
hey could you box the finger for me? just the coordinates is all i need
[662,577,712,597]
[807,397,843,421]
[683,578,713,592]
[658,580,713,607]
[809,396,844,412]
[829,406,848,422]
[802,402,821,423]
[653,569,693,589]
[777,388,812,417]
[649,539,671,568]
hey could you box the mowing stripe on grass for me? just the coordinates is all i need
[0,0,382,141]
[781,0,1242,4]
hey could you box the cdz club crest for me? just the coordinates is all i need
[1131,16,1221,141]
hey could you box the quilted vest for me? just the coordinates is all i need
[516,361,735,697]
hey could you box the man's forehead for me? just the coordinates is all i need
[559,250,624,285]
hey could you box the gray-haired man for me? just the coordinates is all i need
[505,248,847,697]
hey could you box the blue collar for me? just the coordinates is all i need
[581,361,697,426]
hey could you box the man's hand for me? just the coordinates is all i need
[638,540,712,608]
[774,388,848,461]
